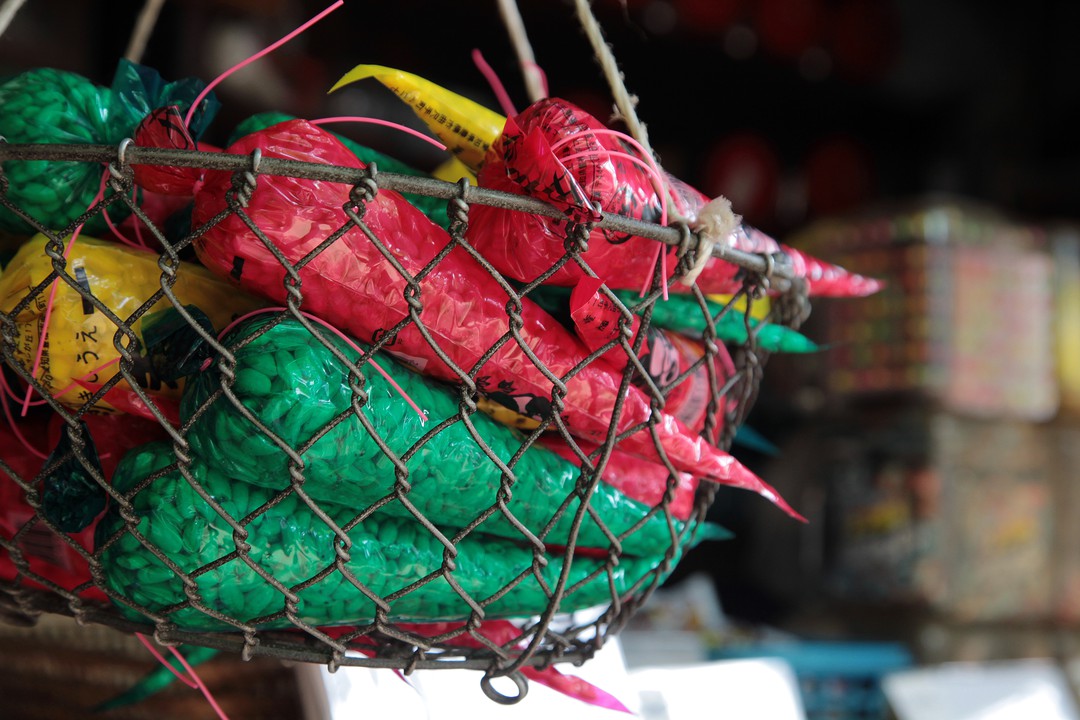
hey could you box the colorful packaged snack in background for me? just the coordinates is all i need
[0,234,264,415]
[188,119,801,519]
[95,441,680,630]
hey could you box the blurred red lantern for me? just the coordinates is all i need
[829,0,897,81]
[673,0,745,35]
[755,0,825,60]
[702,131,781,228]
[803,133,875,217]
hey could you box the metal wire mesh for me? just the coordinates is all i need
[0,140,808,703]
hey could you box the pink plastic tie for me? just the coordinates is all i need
[1,374,47,460]
[471,48,518,116]
[309,117,448,152]
[552,128,672,298]
[184,0,344,129]
[216,308,428,422]
[136,633,230,720]
[21,186,101,417]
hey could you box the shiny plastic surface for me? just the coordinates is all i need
[182,315,689,556]
[189,119,800,518]
[96,441,669,629]
[569,277,736,439]
[0,60,217,235]
[0,234,264,413]
[0,412,167,600]
[467,98,882,297]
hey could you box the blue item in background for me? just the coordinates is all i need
[710,641,913,720]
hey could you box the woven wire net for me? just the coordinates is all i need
[0,141,808,702]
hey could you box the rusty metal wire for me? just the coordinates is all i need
[0,141,807,703]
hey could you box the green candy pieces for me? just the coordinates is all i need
[0,60,220,235]
[612,289,819,354]
[181,316,688,557]
[98,442,668,630]
[0,68,116,234]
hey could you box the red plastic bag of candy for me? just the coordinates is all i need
[188,119,800,519]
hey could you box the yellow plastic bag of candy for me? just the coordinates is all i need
[0,234,264,416]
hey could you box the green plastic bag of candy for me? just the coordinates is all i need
[0,60,218,234]
[96,441,670,629]
[181,315,692,557]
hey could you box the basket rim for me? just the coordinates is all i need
[0,140,795,287]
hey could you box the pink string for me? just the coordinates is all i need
[215,308,428,422]
[21,226,92,417]
[557,148,671,296]
[0,356,124,460]
[131,186,147,248]
[550,128,670,223]
[471,48,518,116]
[102,204,147,251]
[1,375,47,460]
[0,365,45,406]
[101,178,150,251]
[557,150,669,226]
[20,163,127,416]
[135,634,230,720]
[184,0,344,129]
[97,168,151,251]
[309,117,448,151]
[46,357,121,402]
[551,129,673,298]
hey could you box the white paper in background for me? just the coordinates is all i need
[628,658,806,720]
[296,635,640,720]
[883,658,1080,720]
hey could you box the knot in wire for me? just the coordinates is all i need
[227,148,262,209]
[107,164,134,193]
[349,163,379,208]
[241,630,259,662]
[563,221,591,255]
[403,282,424,314]
[683,195,740,287]
[459,385,478,415]
[447,178,471,237]
[750,252,775,299]
[108,138,136,192]
[673,221,694,260]
[153,624,179,648]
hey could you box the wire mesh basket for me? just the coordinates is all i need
[0,137,808,704]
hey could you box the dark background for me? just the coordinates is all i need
[3,0,1078,234]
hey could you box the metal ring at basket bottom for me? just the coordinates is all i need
[481,670,530,705]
